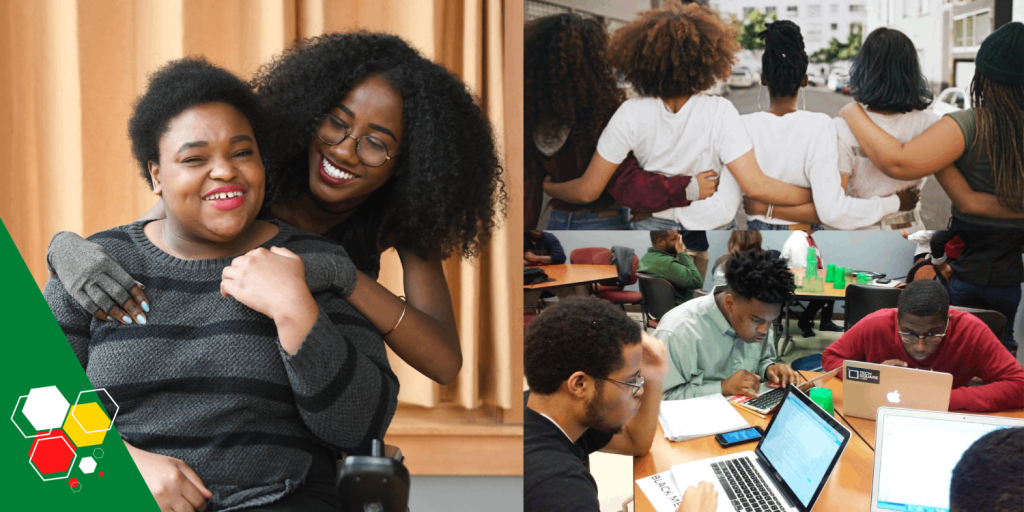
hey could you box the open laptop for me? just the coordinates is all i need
[729,368,840,417]
[871,407,1024,512]
[671,385,851,512]
[842,361,953,420]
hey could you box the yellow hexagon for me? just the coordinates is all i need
[62,402,110,447]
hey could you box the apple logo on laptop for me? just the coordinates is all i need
[887,390,901,404]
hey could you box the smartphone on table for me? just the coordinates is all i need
[715,426,765,448]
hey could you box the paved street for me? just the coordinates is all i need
[724,84,952,229]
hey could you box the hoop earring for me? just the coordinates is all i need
[757,86,764,111]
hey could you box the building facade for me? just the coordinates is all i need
[710,0,869,53]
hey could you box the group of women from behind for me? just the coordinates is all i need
[44,32,505,512]
[524,1,1024,231]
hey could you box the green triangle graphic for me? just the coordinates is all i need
[0,217,159,510]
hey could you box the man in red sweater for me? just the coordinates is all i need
[822,280,1024,413]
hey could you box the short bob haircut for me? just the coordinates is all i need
[128,57,266,189]
[607,1,739,99]
[253,32,506,262]
[849,28,933,113]
[524,296,641,395]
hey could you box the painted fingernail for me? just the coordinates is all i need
[136,315,147,325]
[122,316,133,324]
[141,301,150,312]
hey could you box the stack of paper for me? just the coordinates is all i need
[658,393,751,442]
[635,470,683,512]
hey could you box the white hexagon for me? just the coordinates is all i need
[79,456,97,474]
[22,386,70,431]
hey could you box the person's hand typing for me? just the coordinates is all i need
[722,369,761,398]
[126,441,212,512]
[766,364,800,388]
[676,481,718,512]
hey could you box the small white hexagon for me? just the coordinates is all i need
[22,386,70,431]
[79,456,97,474]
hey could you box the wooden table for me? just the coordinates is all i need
[523,263,618,290]
[778,268,860,356]
[633,371,1024,511]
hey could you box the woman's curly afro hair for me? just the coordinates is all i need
[252,32,506,261]
[724,249,796,305]
[608,1,739,99]
[525,14,624,158]
[128,57,266,189]
[525,296,641,395]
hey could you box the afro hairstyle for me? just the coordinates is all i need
[127,56,266,189]
[724,249,795,305]
[252,31,506,261]
[525,296,642,395]
[607,1,739,99]
[950,427,1024,512]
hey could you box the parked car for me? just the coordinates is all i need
[932,87,971,116]
[729,67,756,88]
[706,79,731,97]
[826,69,848,91]
[806,70,825,87]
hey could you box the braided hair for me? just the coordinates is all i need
[970,71,1024,212]
[758,20,808,98]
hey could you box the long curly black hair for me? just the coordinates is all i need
[524,14,624,159]
[252,32,506,261]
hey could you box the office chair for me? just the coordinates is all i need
[843,284,902,332]
[637,273,677,329]
[951,306,1007,341]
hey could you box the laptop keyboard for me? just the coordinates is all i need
[743,387,787,413]
[711,458,786,512]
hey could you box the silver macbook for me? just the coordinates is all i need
[671,385,851,512]
[842,361,953,419]
[871,407,1024,512]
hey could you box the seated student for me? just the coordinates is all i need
[43,59,398,512]
[656,250,801,400]
[524,230,567,266]
[821,280,1024,412]
[524,296,716,512]
[950,427,1024,512]
[711,231,765,289]
[638,230,703,305]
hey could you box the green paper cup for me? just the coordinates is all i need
[809,387,834,416]
[834,267,846,290]
[826,263,836,283]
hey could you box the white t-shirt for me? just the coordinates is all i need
[834,108,939,199]
[596,95,753,229]
[742,111,900,229]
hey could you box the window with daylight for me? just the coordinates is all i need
[850,4,866,12]
[808,4,822,17]
[744,6,755,18]
[766,6,777,15]
[831,23,838,30]
[787,5,798,16]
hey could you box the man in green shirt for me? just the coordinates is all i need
[655,250,801,400]
[637,230,704,306]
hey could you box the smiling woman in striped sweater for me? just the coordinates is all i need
[44,58,397,512]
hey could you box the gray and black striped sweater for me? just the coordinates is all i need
[44,220,399,511]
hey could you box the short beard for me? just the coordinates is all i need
[581,384,624,435]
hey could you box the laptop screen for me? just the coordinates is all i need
[759,393,846,508]
[874,414,1012,512]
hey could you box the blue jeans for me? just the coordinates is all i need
[947,276,1020,355]
[747,219,825,231]
[547,208,630,230]
[630,216,737,231]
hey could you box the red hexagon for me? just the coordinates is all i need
[28,429,76,475]
[69,478,79,488]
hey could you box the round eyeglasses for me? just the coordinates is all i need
[897,317,950,346]
[314,113,398,168]
[594,375,645,396]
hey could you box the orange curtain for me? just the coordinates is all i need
[0,0,522,421]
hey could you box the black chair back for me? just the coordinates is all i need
[637,273,677,322]
[844,284,902,331]
[952,306,1007,340]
